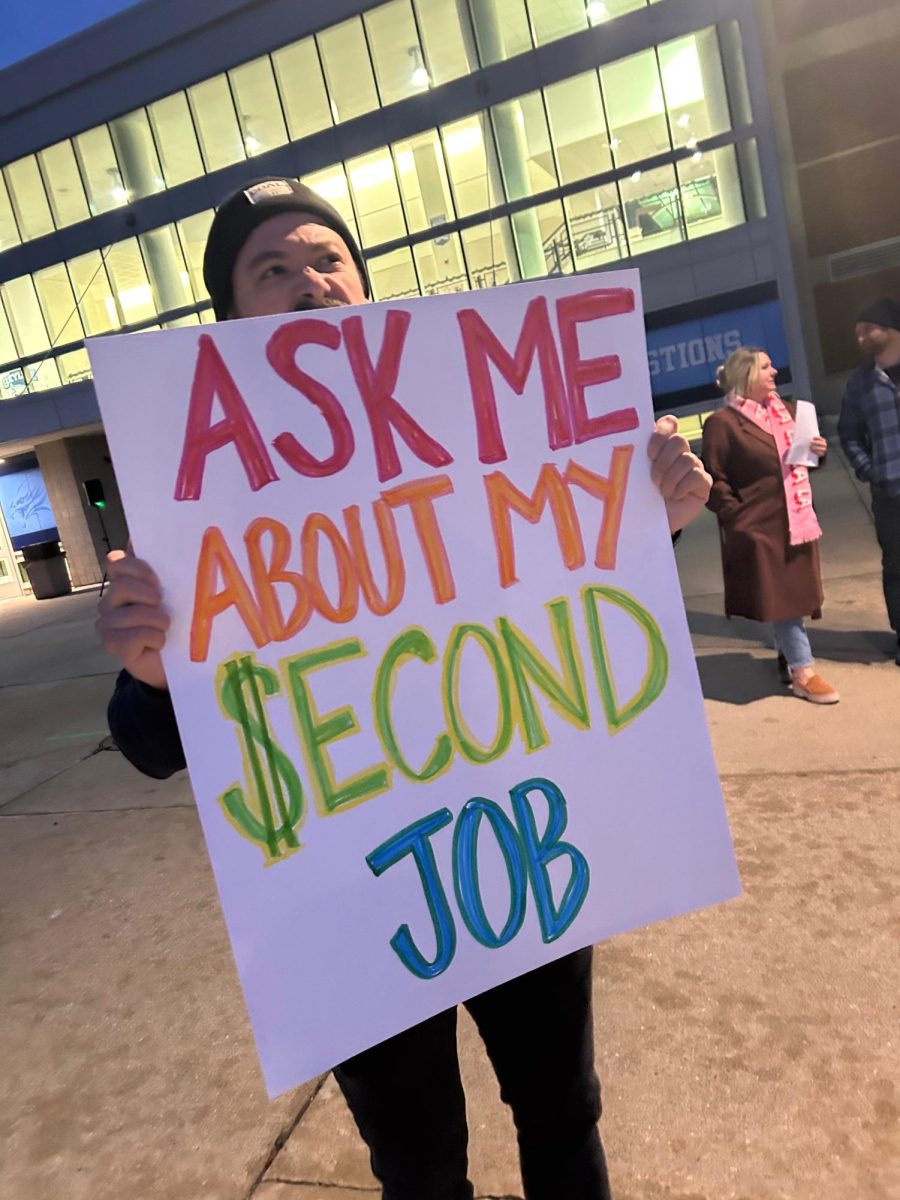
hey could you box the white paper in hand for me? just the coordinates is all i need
[784,399,821,467]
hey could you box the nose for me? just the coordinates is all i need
[298,266,329,298]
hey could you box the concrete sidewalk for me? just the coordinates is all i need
[2,450,898,1200]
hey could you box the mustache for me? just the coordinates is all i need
[290,297,347,312]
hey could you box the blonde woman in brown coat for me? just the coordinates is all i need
[701,347,839,704]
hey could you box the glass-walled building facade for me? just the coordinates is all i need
[0,0,807,589]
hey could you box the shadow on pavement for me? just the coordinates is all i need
[696,652,786,705]
[686,608,760,644]
[687,608,895,665]
[807,626,897,664]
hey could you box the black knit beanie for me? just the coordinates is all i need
[856,298,900,332]
[203,177,370,318]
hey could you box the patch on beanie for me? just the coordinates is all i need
[244,179,295,204]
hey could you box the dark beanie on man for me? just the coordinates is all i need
[856,298,900,332]
[202,176,370,318]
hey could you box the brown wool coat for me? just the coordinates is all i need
[700,406,824,623]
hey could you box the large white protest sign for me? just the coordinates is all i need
[88,271,739,1097]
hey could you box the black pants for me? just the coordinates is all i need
[333,947,610,1200]
[872,489,900,636]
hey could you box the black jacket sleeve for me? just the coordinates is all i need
[108,670,186,779]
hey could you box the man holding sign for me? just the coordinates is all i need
[95,177,723,1199]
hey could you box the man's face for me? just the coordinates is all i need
[855,321,892,359]
[230,211,368,318]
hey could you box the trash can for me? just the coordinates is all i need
[22,541,72,599]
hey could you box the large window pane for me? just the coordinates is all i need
[368,247,419,302]
[68,251,119,334]
[620,163,684,253]
[719,20,752,128]
[660,29,731,150]
[1,277,51,357]
[469,0,532,66]
[74,126,127,215]
[414,0,471,86]
[273,39,333,141]
[177,211,215,301]
[230,56,288,157]
[564,184,627,270]
[529,0,587,45]
[737,139,766,221]
[0,176,20,251]
[303,166,361,247]
[57,348,92,386]
[0,367,28,402]
[441,114,499,218]
[188,76,245,172]
[491,91,558,201]
[461,217,520,288]
[105,239,155,325]
[109,110,165,199]
[38,142,90,228]
[413,232,469,295]
[506,203,554,279]
[163,314,202,330]
[23,358,62,394]
[317,18,379,123]
[139,225,194,313]
[393,130,455,234]
[148,93,204,187]
[545,72,612,185]
[601,49,671,168]
[586,0,647,23]
[365,0,429,105]
[677,144,745,239]
[531,199,571,277]
[0,300,19,366]
[347,148,407,247]
[33,264,84,346]
[4,157,54,240]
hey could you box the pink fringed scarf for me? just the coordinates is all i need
[725,391,823,546]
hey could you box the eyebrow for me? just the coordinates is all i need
[245,241,343,273]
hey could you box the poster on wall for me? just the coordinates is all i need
[647,298,790,398]
[0,464,59,549]
[88,271,739,1097]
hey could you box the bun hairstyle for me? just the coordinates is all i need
[717,346,766,399]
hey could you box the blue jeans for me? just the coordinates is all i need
[333,948,609,1200]
[773,617,814,670]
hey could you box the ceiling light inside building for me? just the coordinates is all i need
[677,113,691,128]
[245,134,261,154]
[117,284,152,312]
[631,170,642,182]
[444,126,483,156]
[394,149,415,174]
[107,168,128,203]
[350,157,396,191]
[587,1,609,22]
[309,173,347,203]
[409,46,429,88]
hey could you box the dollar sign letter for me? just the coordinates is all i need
[217,653,305,864]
